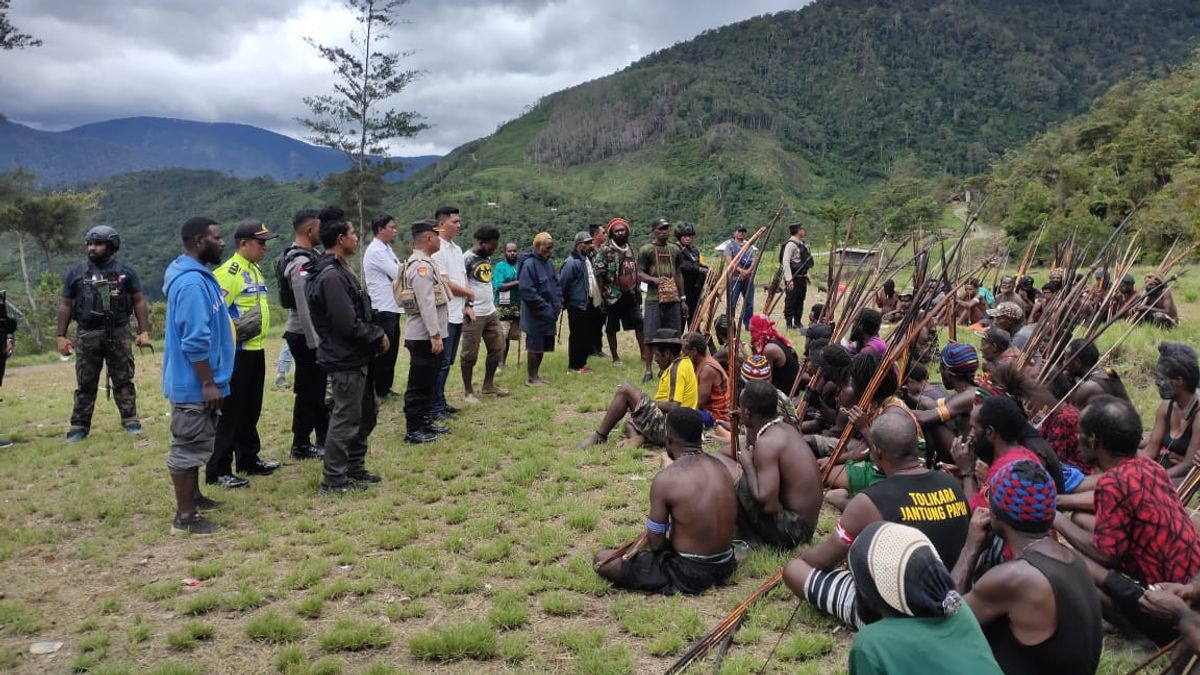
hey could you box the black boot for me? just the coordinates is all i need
[404,429,437,444]
[423,416,451,435]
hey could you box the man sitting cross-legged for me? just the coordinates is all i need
[594,407,737,595]
[579,329,697,449]
[735,380,821,550]
[1053,395,1200,646]
[953,460,1102,675]
[783,412,970,628]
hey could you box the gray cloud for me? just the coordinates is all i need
[1,0,806,155]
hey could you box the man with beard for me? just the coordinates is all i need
[1054,396,1200,646]
[780,224,814,330]
[675,222,708,323]
[994,275,1028,315]
[597,217,650,379]
[492,242,521,367]
[637,218,687,346]
[560,232,602,374]
[162,217,235,534]
[57,225,152,441]
[207,220,280,489]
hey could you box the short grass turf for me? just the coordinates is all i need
[0,267,1192,673]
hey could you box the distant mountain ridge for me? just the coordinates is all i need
[0,116,439,184]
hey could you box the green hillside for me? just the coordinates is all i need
[0,169,333,300]
[982,51,1200,260]
[389,0,1200,246]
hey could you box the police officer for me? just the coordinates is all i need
[780,223,814,330]
[675,221,708,323]
[206,220,279,489]
[306,205,388,493]
[399,219,450,444]
[57,225,152,442]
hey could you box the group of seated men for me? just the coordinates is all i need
[583,298,1200,672]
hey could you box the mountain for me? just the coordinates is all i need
[0,169,335,300]
[389,0,1200,247]
[982,50,1200,261]
[0,116,439,184]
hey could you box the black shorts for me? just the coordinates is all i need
[605,293,643,334]
[616,548,736,595]
[1102,570,1180,646]
[525,333,555,353]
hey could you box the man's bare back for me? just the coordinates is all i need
[657,453,737,556]
[754,424,821,523]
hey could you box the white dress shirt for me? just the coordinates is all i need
[432,236,467,324]
[362,236,401,314]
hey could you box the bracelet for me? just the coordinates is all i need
[645,517,669,535]
[936,398,951,423]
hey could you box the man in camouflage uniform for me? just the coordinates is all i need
[596,217,651,379]
[57,225,152,442]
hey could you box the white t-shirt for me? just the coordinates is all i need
[432,236,467,323]
[362,237,401,313]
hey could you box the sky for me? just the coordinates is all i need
[1,0,807,156]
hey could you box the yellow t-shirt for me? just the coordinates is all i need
[654,356,698,409]
[215,252,270,351]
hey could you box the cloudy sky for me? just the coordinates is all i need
[1,0,807,156]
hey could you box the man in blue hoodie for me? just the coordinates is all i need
[162,216,236,535]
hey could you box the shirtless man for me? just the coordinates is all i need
[1065,338,1129,408]
[783,413,970,628]
[875,280,897,315]
[956,279,986,325]
[953,460,1102,675]
[682,332,729,430]
[994,275,1028,315]
[735,380,822,549]
[594,407,737,595]
[1141,272,1179,327]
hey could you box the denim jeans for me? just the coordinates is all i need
[432,321,463,413]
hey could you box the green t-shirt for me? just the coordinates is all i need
[636,242,682,302]
[849,607,1002,675]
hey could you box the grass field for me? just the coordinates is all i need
[0,264,1195,674]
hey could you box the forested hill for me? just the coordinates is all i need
[983,51,1200,261]
[392,0,1200,244]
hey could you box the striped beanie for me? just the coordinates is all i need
[606,217,630,233]
[989,459,1056,533]
[940,342,978,376]
[740,354,772,381]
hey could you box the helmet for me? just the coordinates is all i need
[85,225,121,253]
[674,221,696,238]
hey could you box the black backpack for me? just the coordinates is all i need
[275,245,317,310]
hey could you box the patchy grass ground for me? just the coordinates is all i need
[0,265,1193,674]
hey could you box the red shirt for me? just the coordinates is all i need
[1094,455,1200,585]
[1042,404,1094,473]
[969,446,1042,511]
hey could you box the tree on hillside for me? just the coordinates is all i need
[0,0,41,50]
[299,0,427,244]
[0,170,101,349]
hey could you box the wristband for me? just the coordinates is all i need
[645,517,669,535]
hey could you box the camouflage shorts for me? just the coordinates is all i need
[629,393,667,447]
